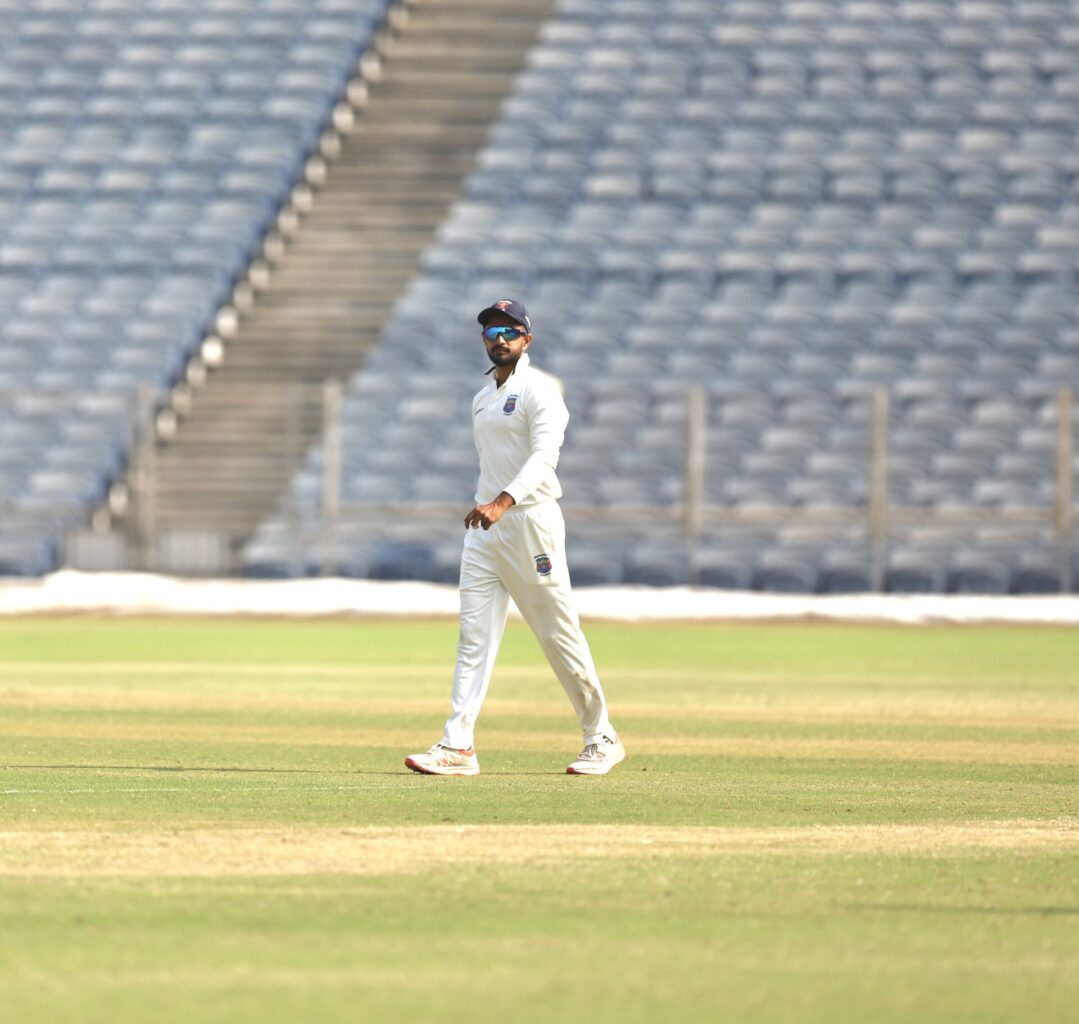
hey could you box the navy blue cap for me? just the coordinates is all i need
[477,299,530,331]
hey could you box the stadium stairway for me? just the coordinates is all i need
[117,0,556,569]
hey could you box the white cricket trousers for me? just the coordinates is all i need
[441,501,615,751]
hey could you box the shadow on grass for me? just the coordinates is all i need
[4,764,565,778]
[397,771,566,777]
[846,904,1079,916]
[3,764,396,776]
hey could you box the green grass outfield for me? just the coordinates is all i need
[0,617,1076,1023]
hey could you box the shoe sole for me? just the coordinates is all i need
[404,756,480,777]
[566,749,626,776]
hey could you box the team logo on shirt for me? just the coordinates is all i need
[503,393,519,415]
[534,553,552,576]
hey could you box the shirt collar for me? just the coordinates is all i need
[484,351,530,380]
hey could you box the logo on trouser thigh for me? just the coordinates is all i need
[534,553,552,576]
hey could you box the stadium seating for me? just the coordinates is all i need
[4,0,1078,591]
[0,0,390,572]
[249,0,1079,592]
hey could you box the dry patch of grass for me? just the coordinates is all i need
[651,734,1079,765]
[2,820,1076,878]
[4,667,1077,733]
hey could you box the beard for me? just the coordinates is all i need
[486,347,516,367]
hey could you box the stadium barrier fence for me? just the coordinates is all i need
[1,385,1075,589]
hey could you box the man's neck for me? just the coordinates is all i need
[494,357,522,387]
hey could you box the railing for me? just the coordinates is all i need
[2,383,1074,587]
[318,383,1077,591]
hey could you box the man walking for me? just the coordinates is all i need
[405,300,625,777]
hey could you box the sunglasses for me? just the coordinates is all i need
[482,325,528,342]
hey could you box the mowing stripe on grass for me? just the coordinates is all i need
[2,685,1077,732]
[2,820,1076,877]
[5,660,1066,690]
[1,719,1074,764]
[3,785,405,795]
[1,662,456,677]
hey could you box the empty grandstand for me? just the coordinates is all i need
[2,0,1077,592]
[0,0,397,573]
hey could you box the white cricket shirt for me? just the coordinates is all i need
[471,352,568,508]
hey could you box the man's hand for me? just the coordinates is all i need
[464,491,515,530]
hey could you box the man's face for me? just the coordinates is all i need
[481,312,531,369]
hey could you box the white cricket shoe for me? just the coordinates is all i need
[405,744,480,776]
[566,735,626,775]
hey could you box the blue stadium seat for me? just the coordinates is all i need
[0,537,57,577]
[694,547,754,590]
[886,547,948,594]
[568,545,626,586]
[366,540,436,582]
[622,540,692,587]
[817,549,875,593]
[753,549,819,593]
[1011,549,1067,594]
[947,549,1012,594]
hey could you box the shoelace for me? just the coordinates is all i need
[432,744,470,762]
[577,738,618,762]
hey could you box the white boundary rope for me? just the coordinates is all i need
[2,571,1079,624]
